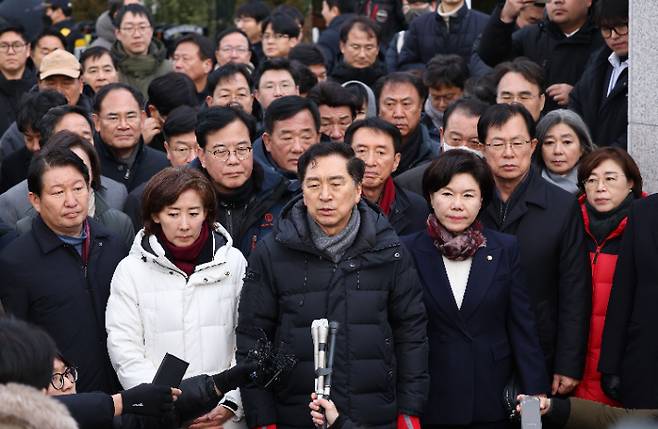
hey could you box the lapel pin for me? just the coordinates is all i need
[486,255,493,261]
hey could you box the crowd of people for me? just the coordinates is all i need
[0,0,654,428]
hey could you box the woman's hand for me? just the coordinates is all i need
[309,392,339,427]
[186,404,234,429]
[552,374,579,395]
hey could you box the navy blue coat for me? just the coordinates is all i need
[317,13,357,73]
[0,216,127,393]
[402,228,549,425]
[398,5,488,71]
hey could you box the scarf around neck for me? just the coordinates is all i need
[307,206,361,263]
[427,213,486,261]
[157,222,210,276]
[378,177,397,216]
[585,193,634,244]
[542,167,579,194]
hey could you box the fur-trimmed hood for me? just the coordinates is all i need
[0,383,78,429]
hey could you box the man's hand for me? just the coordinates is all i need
[601,373,622,401]
[141,117,161,145]
[309,393,339,427]
[516,394,551,416]
[120,383,182,417]
[546,83,574,106]
[552,374,579,395]
[186,404,234,429]
[501,0,537,23]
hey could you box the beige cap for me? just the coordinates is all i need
[39,49,81,80]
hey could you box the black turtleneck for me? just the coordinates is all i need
[396,126,422,175]
[585,193,634,244]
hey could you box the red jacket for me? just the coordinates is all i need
[573,195,625,406]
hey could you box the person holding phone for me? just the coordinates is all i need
[106,167,248,428]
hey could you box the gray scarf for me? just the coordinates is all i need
[541,167,580,194]
[307,206,361,263]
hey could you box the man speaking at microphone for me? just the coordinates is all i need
[236,142,429,429]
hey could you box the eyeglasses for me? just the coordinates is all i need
[0,42,27,53]
[583,174,626,189]
[170,145,197,158]
[601,23,628,38]
[262,32,290,41]
[219,46,249,54]
[119,24,152,34]
[484,139,531,152]
[100,113,141,125]
[208,145,252,162]
[51,366,78,390]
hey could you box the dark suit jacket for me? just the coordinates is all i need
[599,194,658,408]
[480,168,590,380]
[0,216,127,393]
[402,228,549,425]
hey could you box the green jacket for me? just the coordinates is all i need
[547,397,657,429]
[112,39,172,97]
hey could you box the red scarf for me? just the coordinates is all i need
[378,177,397,216]
[157,222,210,276]
[426,214,487,261]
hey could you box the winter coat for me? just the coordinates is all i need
[599,194,658,408]
[480,167,590,380]
[0,383,78,429]
[394,123,439,176]
[95,137,169,192]
[330,60,387,87]
[0,216,127,393]
[388,184,428,236]
[15,192,135,250]
[478,4,604,112]
[544,397,658,429]
[0,64,37,136]
[573,195,627,406]
[0,146,32,193]
[0,176,128,227]
[236,197,429,429]
[569,46,628,149]
[394,161,430,197]
[112,39,172,98]
[106,224,247,423]
[317,13,358,73]
[398,5,488,71]
[402,228,549,424]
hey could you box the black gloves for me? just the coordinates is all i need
[601,373,622,401]
[212,362,257,395]
[121,383,175,417]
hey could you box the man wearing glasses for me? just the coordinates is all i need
[494,57,546,123]
[479,103,590,402]
[112,4,171,97]
[260,13,300,60]
[570,0,628,149]
[215,29,252,68]
[196,106,292,257]
[0,25,37,137]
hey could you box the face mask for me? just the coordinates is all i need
[405,8,429,25]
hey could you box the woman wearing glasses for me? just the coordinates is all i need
[402,150,549,428]
[106,167,248,428]
[573,147,643,406]
[534,109,595,194]
[48,354,78,396]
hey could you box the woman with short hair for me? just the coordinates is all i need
[574,147,643,406]
[106,167,247,428]
[402,150,549,428]
[535,109,595,194]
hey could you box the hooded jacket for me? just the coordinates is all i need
[112,39,172,97]
[106,223,247,421]
[91,10,116,50]
[236,196,429,429]
[0,383,78,429]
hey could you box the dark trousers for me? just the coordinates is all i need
[422,421,512,429]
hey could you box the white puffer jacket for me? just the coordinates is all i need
[106,223,247,423]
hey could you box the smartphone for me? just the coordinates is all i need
[521,396,542,429]
[152,353,189,387]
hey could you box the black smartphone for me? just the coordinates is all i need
[152,353,189,387]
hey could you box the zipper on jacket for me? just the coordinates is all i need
[124,167,131,180]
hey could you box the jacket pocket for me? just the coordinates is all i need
[491,340,511,362]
